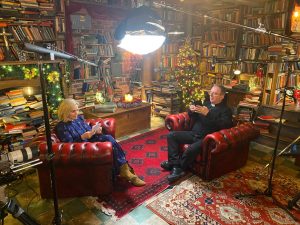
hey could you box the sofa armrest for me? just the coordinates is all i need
[165,112,191,131]
[38,142,113,165]
[202,132,229,155]
[86,118,116,138]
[202,122,259,158]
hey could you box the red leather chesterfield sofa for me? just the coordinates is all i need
[37,118,115,198]
[165,112,259,180]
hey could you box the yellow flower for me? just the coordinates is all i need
[47,71,60,83]
[23,68,38,80]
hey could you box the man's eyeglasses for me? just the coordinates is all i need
[208,91,221,96]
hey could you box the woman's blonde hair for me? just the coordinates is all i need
[57,98,78,122]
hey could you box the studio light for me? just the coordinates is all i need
[114,5,166,55]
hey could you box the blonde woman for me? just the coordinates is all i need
[56,98,145,187]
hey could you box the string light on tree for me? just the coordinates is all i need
[175,38,204,107]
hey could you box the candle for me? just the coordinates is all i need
[124,94,133,102]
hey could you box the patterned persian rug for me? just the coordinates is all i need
[147,164,300,225]
[97,127,172,219]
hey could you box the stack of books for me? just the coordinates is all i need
[94,102,117,113]
[253,120,270,134]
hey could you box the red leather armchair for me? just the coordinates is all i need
[37,118,116,198]
[165,112,259,180]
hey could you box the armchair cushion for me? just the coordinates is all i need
[165,113,259,180]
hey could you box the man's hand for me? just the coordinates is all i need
[81,131,95,140]
[189,104,197,112]
[194,106,209,116]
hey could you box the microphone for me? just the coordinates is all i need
[24,43,98,67]
[24,43,74,59]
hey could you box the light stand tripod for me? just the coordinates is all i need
[265,60,293,195]
[236,59,299,222]
[264,135,300,210]
[24,43,97,225]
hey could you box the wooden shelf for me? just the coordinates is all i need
[0,79,40,90]
[0,60,65,66]
[260,133,294,143]
[261,104,300,113]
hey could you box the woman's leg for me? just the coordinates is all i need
[92,134,126,175]
[91,134,145,186]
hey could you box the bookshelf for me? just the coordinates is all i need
[0,0,65,61]
[192,7,243,91]
[154,4,185,81]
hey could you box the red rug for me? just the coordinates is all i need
[98,127,171,218]
[147,165,300,225]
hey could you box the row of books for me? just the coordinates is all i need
[202,44,235,59]
[204,9,240,24]
[240,62,263,75]
[192,40,202,51]
[0,0,55,14]
[275,72,300,89]
[161,43,180,54]
[9,24,55,42]
[203,29,237,43]
[239,47,268,61]
[263,0,288,14]
[161,55,178,68]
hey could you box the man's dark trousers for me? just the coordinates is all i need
[167,130,203,170]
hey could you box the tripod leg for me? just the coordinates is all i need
[6,199,40,225]
[288,192,300,210]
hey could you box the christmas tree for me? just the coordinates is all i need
[175,39,204,108]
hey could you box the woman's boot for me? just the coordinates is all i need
[120,163,146,187]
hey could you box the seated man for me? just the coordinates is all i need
[161,84,233,182]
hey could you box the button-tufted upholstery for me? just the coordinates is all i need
[165,112,259,180]
[37,118,116,198]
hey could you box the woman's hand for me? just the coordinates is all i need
[81,131,95,140]
[95,126,102,134]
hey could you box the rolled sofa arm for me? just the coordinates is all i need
[86,118,116,138]
[165,112,191,131]
[202,122,260,156]
[38,142,113,165]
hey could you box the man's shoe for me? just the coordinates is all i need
[160,161,173,171]
[167,167,185,183]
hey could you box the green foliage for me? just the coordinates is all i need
[0,63,64,118]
